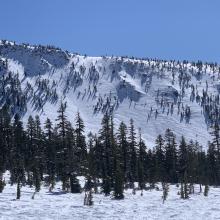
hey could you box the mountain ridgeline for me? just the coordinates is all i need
[0,40,220,147]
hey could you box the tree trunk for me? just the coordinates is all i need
[16,179,21,200]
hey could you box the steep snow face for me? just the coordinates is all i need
[0,41,220,147]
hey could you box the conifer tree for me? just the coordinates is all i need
[183,170,189,199]
[0,105,11,183]
[178,136,188,180]
[187,140,198,194]
[137,130,146,191]
[99,113,112,196]
[11,114,25,198]
[111,117,124,199]
[113,161,124,200]
[26,115,35,186]
[34,115,44,181]
[155,135,165,182]
[164,129,178,183]
[75,112,87,175]
[207,142,218,185]
[117,122,128,182]
[66,121,80,193]
[147,149,156,188]
[55,101,69,191]
[128,119,137,187]
[87,133,98,193]
[44,118,56,191]
[209,123,220,184]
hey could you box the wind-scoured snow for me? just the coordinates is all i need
[0,40,219,147]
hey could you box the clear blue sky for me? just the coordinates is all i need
[0,0,219,62]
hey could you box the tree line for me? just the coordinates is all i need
[0,102,219,202]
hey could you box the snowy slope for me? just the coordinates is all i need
[1,40,220,147]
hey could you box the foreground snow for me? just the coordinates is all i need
[0,177,220,219]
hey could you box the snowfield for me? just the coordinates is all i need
[1,41,220,148]
[1,173,220,220]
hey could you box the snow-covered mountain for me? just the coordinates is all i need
[0,40,220,147]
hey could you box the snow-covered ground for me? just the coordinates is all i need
[1,172,220,220]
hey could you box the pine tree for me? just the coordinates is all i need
[197,143,207,192]
[210,123,220,184]
[44,118,56,191]
[207,142,218,185]
[110,116,116,182]
[26,115,44,193]
[113,161,124,200]
[34,115,44,181]
[112,118,124,200]
[75,112,87,175]
[164,129,178,183]
[183,170,189,199]
[55,101,69,191]
[210,122,220,155]
[155,135,165,182]
[187,140,198,194]
[178,137,189,199]
[128,119,137,187]
[147,149,156,188]
[11,114,25,197]
[66,121,80,193]
[117,122,128,182]
[178,136,188,184]
[87,132,98,193]
[92,135,103,182]
[99,113,112,196]
[137,129,146,191]
[26,115,35,187]
[0,105,11,184]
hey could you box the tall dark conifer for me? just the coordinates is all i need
[164,129,178,183]
[99,113,112,196]
[11,114,25,198]
[155,135,165,182]
[55,101,69,191]
[44,118,56,191]
[128,119,137,186]
[75,112,87,175]
[117,122,128,182]
[137,130,146,191]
